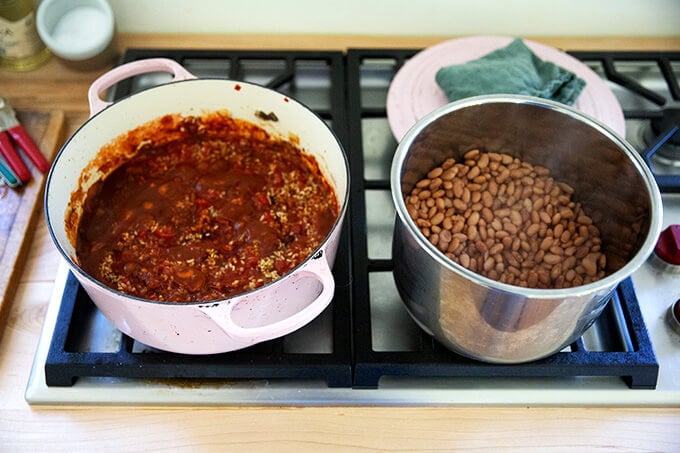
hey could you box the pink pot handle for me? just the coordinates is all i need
[88,58,196,116]
[199,252,335,345]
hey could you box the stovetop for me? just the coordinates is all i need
[26,47,680,406]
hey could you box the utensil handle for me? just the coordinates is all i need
[88,58,196,116]
[8,125,50,173]
[0,131,30,183]
[199,252,335,345]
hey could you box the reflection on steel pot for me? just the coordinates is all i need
[390,95,662,364]
[44,58,349,355]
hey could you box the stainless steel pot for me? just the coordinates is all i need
[390,95,662,364]
[45,58,349,354]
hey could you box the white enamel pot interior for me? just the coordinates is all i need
[44,58,349,354]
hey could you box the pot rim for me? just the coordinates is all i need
[45,77,351,306]
[390,94,663,299]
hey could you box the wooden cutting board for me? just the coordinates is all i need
[0,110,65,337]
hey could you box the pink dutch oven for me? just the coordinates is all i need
[45,58,349,354]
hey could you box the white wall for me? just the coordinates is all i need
[108,0,680,36]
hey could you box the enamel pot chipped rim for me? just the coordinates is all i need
[44,58,350,354]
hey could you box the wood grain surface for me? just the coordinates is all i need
[0,110,64,340]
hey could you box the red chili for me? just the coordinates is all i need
[76,111,339,303]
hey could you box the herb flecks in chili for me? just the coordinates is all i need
[75,112,339,303]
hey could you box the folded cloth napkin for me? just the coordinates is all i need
[435,38,586,105]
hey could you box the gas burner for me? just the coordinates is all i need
[643,108,680,167]
[652,107,680,146]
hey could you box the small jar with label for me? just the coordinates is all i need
[0,0,51,71]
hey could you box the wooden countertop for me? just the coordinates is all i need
[1,34,679,451]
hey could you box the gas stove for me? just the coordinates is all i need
[26,47,680,406]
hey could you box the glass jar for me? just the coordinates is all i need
[0,0,51,71]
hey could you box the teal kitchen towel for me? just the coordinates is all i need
[435,38,586,105]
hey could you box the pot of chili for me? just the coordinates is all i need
[44,58,349,354]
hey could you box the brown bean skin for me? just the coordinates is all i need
[428,167,443,179]
[526,223,540,237]
[406,150,607,289]
[453,199,467,212]
[430,212,444,226]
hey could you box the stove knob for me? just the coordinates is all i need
[652,225,680,273]
[668,300,680,337]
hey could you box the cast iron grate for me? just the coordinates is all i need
[44,47,668,390]
[44,49,354,388]
[568,50,680,193]
[45,255,353,387]
[345,49,662,389]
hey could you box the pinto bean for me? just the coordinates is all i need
[405,150,607,289]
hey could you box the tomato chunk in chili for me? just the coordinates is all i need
[76,112,339,302]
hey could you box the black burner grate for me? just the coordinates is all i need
[44,47,670,390]
[45,260,353,387]
[45,50,354,388]
[345,49,660,389]
[568,50,680,192]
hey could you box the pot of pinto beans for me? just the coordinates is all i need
[391,95,662,364]
[45,58,349,354]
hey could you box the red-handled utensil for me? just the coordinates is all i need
[0,96,51,184]
[0,124,30,183]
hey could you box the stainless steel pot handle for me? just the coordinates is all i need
[197,251,335,345]
[87,58,196,116]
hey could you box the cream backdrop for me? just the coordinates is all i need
[105,0,680,36]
